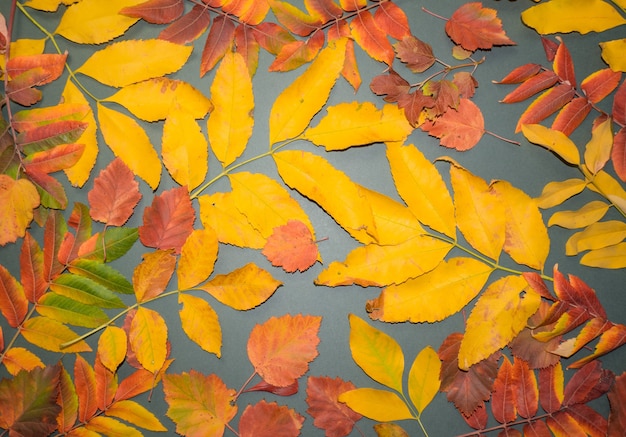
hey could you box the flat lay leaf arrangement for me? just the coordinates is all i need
[0,0,625,435]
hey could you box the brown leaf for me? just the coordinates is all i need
[445,2,515,51]
[200,15,236,76]
[158,4,211,44]
[538,363,563,414]
[421,98,484,150]
[394,36,435,73]
[512,357,538,419]
[262,220,319,273]
[453,71,478,99]
[120,0,184,24]
[567,403,608,437]
[239,400,304,437]
[541,36,559,62]
[370,70,411,103]
[306,376,362,437]
[397,89,434,126]
[563,361,614,406]
[423,79,459,117]
[491,356,517,424]
[608,372,626,436]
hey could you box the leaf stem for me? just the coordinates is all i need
[485,130,520,146]
[417,414,430,437]
[421,7,448,22]
[0,305,37,364]
[234,371,257,402]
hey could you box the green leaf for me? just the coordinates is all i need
[36,292,109,328]
[50,273,126,309]
[77,227,139,262]
[68,258,134,294]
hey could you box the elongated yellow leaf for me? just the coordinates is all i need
[274,150,377,243]
[97,103,161,190]
[339,388,413,422]
[548,200,609,229]
[179,294,222,357]
[584,117,613,174]
[537,178,587,209]
[97,326,127,373]
[491,180,550,271]
[566,220,626,255]
[208,52,254,167]
[408,346,441,414]
[162,104,208,190]
[304,102,413,150]
[129,307,168,373]
[458,275,540,370]
[521,124,580,165]
[1,347,44,376]
[316,236,451,287]
[198,192,266,249]
[386,142,456,238]
[521,0,626,34]
[581,242,626,268]
[21,316,91,353]
[450,165,505,260]
[588,170,626,208]
[105,399,167,432]
[600,38,626,72]
[85,416,142,437]
[55,0,144,44]
[104,78,212,122]
[77,39,192,88]
[348,314,404,392]
[177,228,219,290]
[367,258,493,323]
[269,38,347,144]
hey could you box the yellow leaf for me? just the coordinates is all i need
[304,102,413,150]
[162,104,208,190]
[85,416,142,437]
[600,38,626,72]
[177,228,219,290]
[566,220,626,255]
[548,200,609,229]
[229,172,315,239]
[581,242,626,268]
[584,117,613,174]
[348,314,404,392]
[105,399,167,432]
[21,316,91,353]
[198,192,266,249]
[386,142,456,238]
[97,103,161,190]
[22,0,72,12]
[133,250,176,303]
[178,294,222,357]
[458,275,540,370]
[274,150,377,243]
[316,236,451,287]
[521,124,580,165]
[521,0,626,34]
[450,165,505,260]
[62,80,98,187]
[269,38,347,144]
[55,0,144,44]
[97,326,127,373]
[588,170,626,207]
[537,178,587,209]
[367,258,493,323]
[104,78,212,122]
[491,180,550,271]
[339,388,413,422]
[200,264,281,310]
[208,52,254,167]
[0,176,40,246]
[77,39,193,88]
[1,347,44,376]
[129,307,168,373]
[408,346,441,414]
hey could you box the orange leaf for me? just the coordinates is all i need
[0,265,28,328]
[269,29,325,72]
[158,4,211,44]
[200,15,235,76]
[495,63,542,84]
[581,68,622,104]
[491,356,517,424]
[23,143,84,174]
[0,176,40,246]
[94,356,117,411]
[306,376,362,437]
[613,80,626,125]
[445,2,515,51]
[6,53,67,85]
[539,363,564,414]
[177,228,218,290]
[512,357,538,419]
[500,70,559,104]
[57,364,78,433]
[262,220,319,273]
[239,400,304,437]
[350,10,394,65]
[132,250,176,302]
[16,119,87,154]
[551,97,592,136]
[269,0,322,37]
[222,0,270,25]
[421,98,484,150]
[553,38,576,88]
[74,354,98,422]
[374,1,410,40]
[516,83,575,132]
[120,0,184,24]
[306,0,342,22]
[1,347,44,376]
[247,314,321,387]
[611,128,626,181]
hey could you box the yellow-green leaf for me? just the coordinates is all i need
[581,242,626,268]
[97,326,127,373]
[303,102,413,150]
[566,220,626,255]
[451,165,505,260]
[97,103,161,190]
[178,294,222,357]
[0,176,40,246]
[162,104,208,190]
[269,38,347,144]
[105,399,167,432]
[367,258,493,323]
[521,0,626,34]
[77,39,193,88]
[21,316,91,353]
[36,292,109,328]
[348,314,404,392]
[600,38,626,72]
[537,178,587,209]
[55,0,144,44]
[408,346,441,414]
[584,117,613,174]
[549,200,609,229]
[386,142,456,238]
[339,388,413,422]
[521,124,580,165]
[129,307,168,373]
[177,228,219,290]
[104,78,212,122]
[458,275,540,370]
[1,347,44,376]
[208,52,254,167]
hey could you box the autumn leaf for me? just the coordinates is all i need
[394,35,435,73]
[158,4,212,45]
[177,228,218,290]
[199,15,236,76]
[600,38,626,72]
[306,376,362,437]
[128,307,168,373]
[178,294,222,357]
[105,399,167,432]
[239,400,304,437]
[0,175,40,246]
[0,265,29,328]
[608,372,626,435]
[1,347,44,376]
[350,10,394,65]
[20,232,47,304]
[97,326,127,373]
[262,220,319,273]
[247,314,321,387]
[408,346,441,414]
[120,0,184,24]
[339,388,413,422]
[445,2,515,52]
[421,98,485,151]
[132,249,176,302]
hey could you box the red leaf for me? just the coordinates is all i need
[253,22,296,55]
[370,70,410,103]
[158,4,211,44]
[235,24,260,75]
[115,365,170,401]
[24,143,84,174]
[11,103,89,132]
[7,53,67,85]
[20,232,47,304]
[270,1,322,37]
[74,354,98,422]
[611,127,626,181]
[444,2,515,52]
[262,220,319,273]
[461,402,488,430]
[515,83,575,132]
[397,89,434,126]
[551,97,592,136]
[58,202,92,265]
[495,63,542,85]
[17,120,87,154]
[305,0,342,22]
[350,10,394,65]
[374,1,411,40]
[541,36,559,62]
[200,15,236,76]
[553,38,576,88]
[306,376,362,437]
[500,70,559,104]
[612,80,626,125]
[554,268,606,320]
[538,364,563,414]
[269,30,325,72]
[247,314,322,387]
[522,272,556,301]
[423,79,460,117]
[512,357,538,419]
[608,372,626,436]
[567,403,608,437]
[453,71,478,99]
[138,186,195,254]
[394,36,435,73]
[88,158,142,227]
[245,379,299,396]
[581,68,622,104]
[547,411,587,435]
[421,98,484,151]
[94,356,117,411]
[0,265,28,328]
[239,400,304,437]
[27,169,68,209]
[564,361,613,406]
[120,0,184,24]
[6,68,45,106]
[491,356,517,424]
